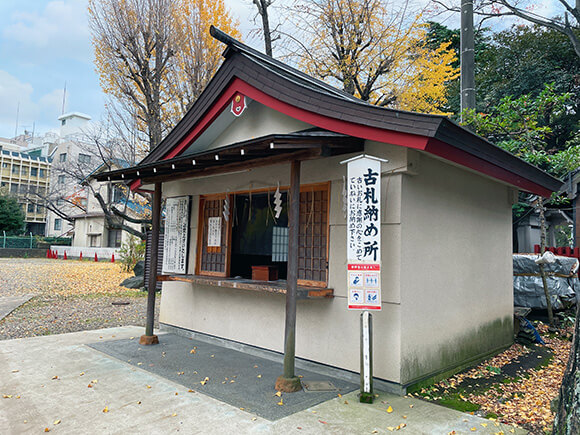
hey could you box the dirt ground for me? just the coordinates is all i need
[0,258,159,340]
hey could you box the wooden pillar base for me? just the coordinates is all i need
[275,375,302,393]
[139,335,159,345]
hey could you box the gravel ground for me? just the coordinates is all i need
[0,258,160,340]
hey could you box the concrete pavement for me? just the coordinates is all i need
[0,326,527,434]
[0,295,33,321]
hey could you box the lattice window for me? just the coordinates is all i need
[198,196,230,276]
[298,185,329,286]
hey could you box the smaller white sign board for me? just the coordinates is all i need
[207,217,222,247]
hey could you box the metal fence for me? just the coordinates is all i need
[1,233,72,249]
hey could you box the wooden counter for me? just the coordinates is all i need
[157,274,334,300]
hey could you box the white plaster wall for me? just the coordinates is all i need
[159,142,409,383]
[208,103,311,151]
[399,153,514,385]
[72,217,105,247]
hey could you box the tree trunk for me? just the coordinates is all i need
[538,199,554,325]
[260,2,273,57]
[553,302,580,434]
[254,0,273,57]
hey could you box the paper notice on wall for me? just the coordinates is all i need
[162,196,190,274]
[207,217,222,247]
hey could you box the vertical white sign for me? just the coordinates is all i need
[344,156,383,311]
[207,217,222,247]
[162,196,190,274]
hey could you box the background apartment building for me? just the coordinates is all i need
[0,138,51,235]
[3,111,146,245]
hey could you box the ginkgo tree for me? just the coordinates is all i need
[284,0,459,114]
[85,0,240,241]
[88,0,241,152]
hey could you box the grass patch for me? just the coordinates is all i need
[535,353,553,369]
[501,376,522,384]
[437,395,481,413]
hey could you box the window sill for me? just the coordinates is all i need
[157,274,333,300]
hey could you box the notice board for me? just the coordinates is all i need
[162,196,190,274]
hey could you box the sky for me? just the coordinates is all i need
[0,0,565,140]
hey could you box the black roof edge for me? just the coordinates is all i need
[435,118,562,190]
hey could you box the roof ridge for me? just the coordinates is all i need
[210,26,363,104]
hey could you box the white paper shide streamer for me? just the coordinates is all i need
[223,195,230,222]
[274,182,282,219]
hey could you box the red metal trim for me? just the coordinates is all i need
[130,179,142,191]
[425,138,553,197]
[234,80,429,150]
[164,83,242,160]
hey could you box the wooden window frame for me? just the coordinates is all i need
[195,182,331,288]
[195,193,233,277]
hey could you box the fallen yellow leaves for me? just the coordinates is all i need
[426,321,572,433]
[200,377,209,386]
[386,406,393,413]
[102,406,109,413]
[1,261,133,297]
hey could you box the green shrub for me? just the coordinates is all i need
[118,235,145,273]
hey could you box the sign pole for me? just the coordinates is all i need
[340,154,387,404]
[360,311,374,403]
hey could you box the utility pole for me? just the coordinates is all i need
[460,0,475,122]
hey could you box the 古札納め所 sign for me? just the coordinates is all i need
[342,155,385,310]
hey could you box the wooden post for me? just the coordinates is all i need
[140,182,161,345]
[538,199,554,325]
[275,160,302,392]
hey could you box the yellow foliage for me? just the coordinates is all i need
[293,0,459,114]
[88,0,240,147]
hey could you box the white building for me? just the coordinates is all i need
[44,112,94,238]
